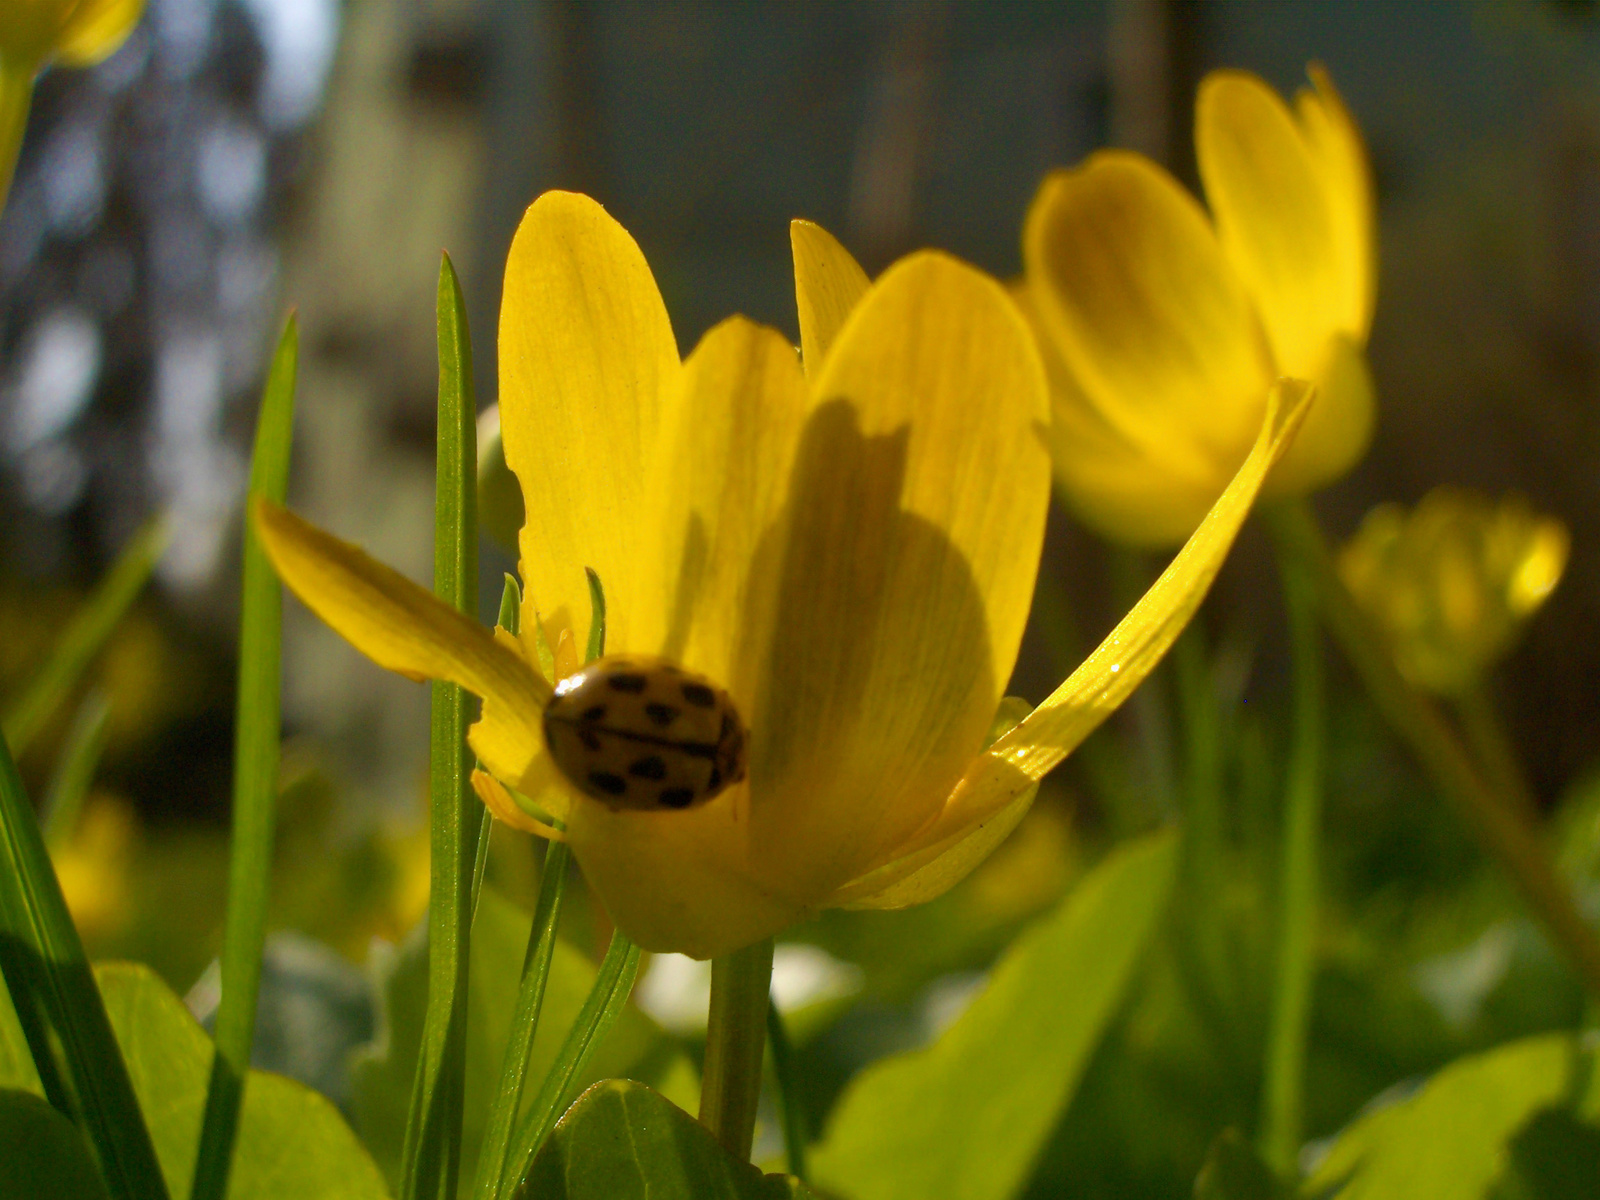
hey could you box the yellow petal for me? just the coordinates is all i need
[1023,151,1272,473]
[252,499,552,791]
[1298,65,1377,339]
[1265,332,1374,497]
[1014,280,1234,547]
[54,0,142,65]
[1197,69,1365,379]
[790,220,870,378]
[737,250,1052,899]
[851,378,1314,901]
[498,191,679,657]
[641,314,810,683]
[471,769,565,840]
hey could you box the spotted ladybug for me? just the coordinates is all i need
[542,655,748,811]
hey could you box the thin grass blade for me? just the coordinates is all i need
[0,732,169,1200]
[3,517,167,756]
[40,690,110,849]
[190,312,299,1200]
[399,251,481,1200]
[503,930,642,1197]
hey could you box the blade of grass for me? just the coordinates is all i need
[0,731,169,1200]
[3,516,167,756]
[473,569,606,1200]
[40,690,110,849]
[399,251,481,1200]
[191,313,300,1200]
[502,929,643,1197]
[470,576,524,921]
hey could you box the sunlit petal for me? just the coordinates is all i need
[1297,65,1376,339]
[790,220,871,378]
[1265,331,1374,497]
[498,191,680,658]
[738,251,1051,897]
[253,499,552,791]
[54,0,142,65]
[855,378,1314,895]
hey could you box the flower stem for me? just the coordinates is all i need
[1453,683,1540,826]
[700,937,776,1160]
[1259,519,1324,1175]
[1270,499,1600,1001]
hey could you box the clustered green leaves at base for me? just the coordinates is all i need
[4,45,1600,1200]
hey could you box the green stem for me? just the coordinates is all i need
[399,254,480,1200]
[191,315,298,1200]
[1259,517,1325,1174]
[700,937,776,1161]
[0,58,32,218]
[1271,499,1600,1001]
[1453,684,1540,826]
[766,997,808,1181]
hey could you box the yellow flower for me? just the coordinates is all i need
[0,0,142,74]
[256,192,1312,958]
[1021,65,1375,547]
[1339,488,1568,696]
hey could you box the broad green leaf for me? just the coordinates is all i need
[520,1079,815,1200]
[0,970,41,1091]
[194,310,298,1200]
[1193,1130,1291,1200]
[349,889,695,1196]
[1306,1033,1589,1199]
[810,828,1179,1200]
[0,1086,110,1199]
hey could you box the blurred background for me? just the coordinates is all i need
[3,1,1600,1195]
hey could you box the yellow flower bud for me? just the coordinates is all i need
[1339,488,1568,695]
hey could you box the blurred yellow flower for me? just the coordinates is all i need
[0,0,140,74]
[257,191,1311,959]
[1339,488,1568,696]
[1021,65,1375,547]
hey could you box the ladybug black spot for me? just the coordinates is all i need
[628,755,667,780]
[659,787,696,809]
[607,673,648,694]
[681,682,716,708]
[580,704,607,722]
[644,702,680,727]
[578,730,602,752]
[588,771,627,796]
[707,767,722,792]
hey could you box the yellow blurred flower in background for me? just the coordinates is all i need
[1020,65,1375,547]
[257,191,1311,959]
[1339,488,1568,696]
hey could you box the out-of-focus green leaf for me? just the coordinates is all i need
[90,961,388,1199]
[350,889,694,1196]
[1305,1033,1589,1199]
[810,829,1179,1200]
[0,1087,110,1199]
[2,515,167,755]
[1491,1108,1600,1200]
[475,408,524,555]
[40,690,109,848]
[520,1080,815,1200]
[0,965,41,1091]
[1192,1130,1290,1200]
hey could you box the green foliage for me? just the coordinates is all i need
[1192,1131,1289,1200]
[349,887,694,1197]
[0,1087,110,1199]
[809,828,1179,1200]
[1306,1033,1598,1199]
[521,1080,815,1200]
[1492,1108,1600,1200]
[1,963,386,1198]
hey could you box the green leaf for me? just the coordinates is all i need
[94,961,387,1199]
[399,248,483,1200]
[0,725,169,1200]
[2,515,167,755]
[192,310,298,1200]
[350,889,694,1196]
[40,690,110,848]
[0,1086,111,1199]
[520,1080,817,1200]
[1193,1130,1290,1200]
[0,971,41,1092]
[810,828,1180,1200]
[1306,1033,1588,1199]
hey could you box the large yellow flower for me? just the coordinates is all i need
[257,192,1311,958]
[1022,65,1374,547]
[0,0,141,74]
